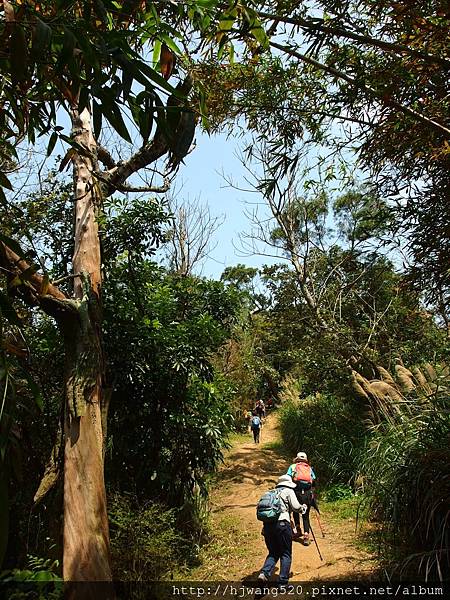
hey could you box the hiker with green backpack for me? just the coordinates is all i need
[287,452,316,546]
[256,474,307,588]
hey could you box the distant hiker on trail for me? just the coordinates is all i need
[255,399,266,420]
[287,452,316,546]
[250,410,262,443]
[256,474,307,588]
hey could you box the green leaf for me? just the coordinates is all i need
[46,132,58,157]
[195,0,216,7]
[138,62,179,96]
[32,18,52,56]
[152,40,161,66]
[10,25,28,84]
[92,99,102,139]
[228,43,235,64]
[0,234,25,258]
[101,98,132,143]
[251,24,269,49]
[218,17,235,32]
[0,173,13,191]
[159,34,182,55]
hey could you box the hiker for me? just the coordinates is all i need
[250,410,262,443]
[255,399,266,420]
[257,474,306,587]
[286,452,316,546]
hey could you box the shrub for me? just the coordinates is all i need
[108,493,188,581]
[0,554,62,599]
[322,484,354,502]
[279,391,367,485]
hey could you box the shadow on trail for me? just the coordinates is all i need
[219,448,288,487]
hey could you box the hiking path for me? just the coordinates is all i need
[192,412,378,581]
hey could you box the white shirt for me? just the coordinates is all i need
[276,485,303,521]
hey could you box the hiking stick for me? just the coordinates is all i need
[309,523,323,562]
[314,510,325,538]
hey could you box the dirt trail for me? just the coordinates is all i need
[196,413,377,582]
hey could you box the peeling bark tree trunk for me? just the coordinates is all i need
[62,106,112,584]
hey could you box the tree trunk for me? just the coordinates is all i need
[62,106,112,584]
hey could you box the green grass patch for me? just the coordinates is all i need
[226,430,252,446]
[261,440,288,456]
[188,512,253,579]
[322,495,367,521]
[320,493,380,558]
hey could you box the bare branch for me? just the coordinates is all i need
[164,191,224,276]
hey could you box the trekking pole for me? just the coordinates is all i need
[309,523,323,562]
[314,510,326,538]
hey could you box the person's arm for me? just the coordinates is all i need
[287,489,303,512]
[287,464,294,477]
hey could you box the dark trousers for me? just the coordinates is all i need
[293,488,312,534]
[252,427,260,443]
[260,520,293,584]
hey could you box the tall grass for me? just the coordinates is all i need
[360,375,450,580]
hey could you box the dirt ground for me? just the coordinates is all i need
[194,413,378,582]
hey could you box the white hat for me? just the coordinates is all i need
[295,452,308,462]
[276,474,296,489]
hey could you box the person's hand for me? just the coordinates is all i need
[300,504,307,515]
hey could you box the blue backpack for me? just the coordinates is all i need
[256,489,283,522]
[251,416,261,429]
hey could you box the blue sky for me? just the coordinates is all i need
[174,130,281,280]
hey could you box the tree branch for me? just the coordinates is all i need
[0,243,66,300]
[112,178,171,194]
[270,41,450,138]
[0,242,79,321]
[97,145,117,169]
[102,134,169,197]
[101,75,194,197]
[258,11,450,69]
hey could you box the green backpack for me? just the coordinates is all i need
[256,489,283,522]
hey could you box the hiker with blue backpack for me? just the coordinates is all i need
[250,410,262,443]
[287,452,316,546]
[256,474,307,587]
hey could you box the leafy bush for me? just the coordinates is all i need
[104,265,240,505]
[0,554,62,599]
[322,484,354,502]
[108,493,189,581]
[279,391,367,484]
